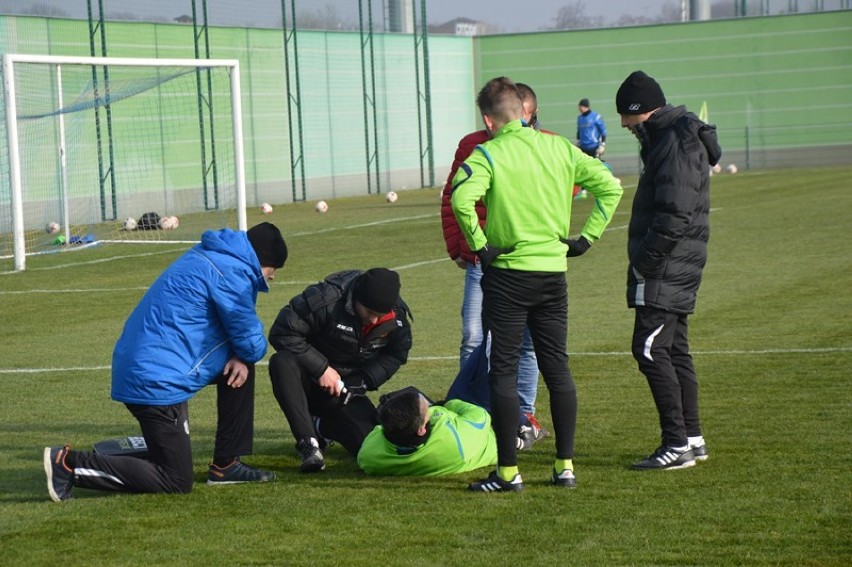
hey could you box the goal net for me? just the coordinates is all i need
[1,54,246,272]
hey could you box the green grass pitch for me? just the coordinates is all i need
[0,166,849,565]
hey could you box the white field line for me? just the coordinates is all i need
[2,347,849,375]
[2,207,648,276]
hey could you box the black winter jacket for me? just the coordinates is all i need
[627,105,722,314]
[268,270,413,390]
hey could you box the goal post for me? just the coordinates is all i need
[1,54,247,272]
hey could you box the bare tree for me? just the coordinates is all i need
[291,3,357,31]
[21,3,70,17]
[552,1,604,30]
[107,12,141,22]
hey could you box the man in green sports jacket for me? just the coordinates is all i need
[357,389,497,476]
[451,76,622,493]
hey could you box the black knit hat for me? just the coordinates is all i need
[354,268,401,314]
[578,98,590,108]
[616,71,666,115]
[247,222,287,268]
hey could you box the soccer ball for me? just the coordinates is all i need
[386,191,398,203]
[726,164,738,174]
[260,202,273,214]
[123,217,138,231]
[46,221,60,234]
[315,200,329,213]
[159,215,179,230]
[712,163,722,174]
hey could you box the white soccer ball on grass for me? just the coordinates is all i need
[726,164,738,174]
[46,221,60,234]
[123,217,137,231]
[159,215,179,230]
[315,200,329,213]
[260,202,273,214]
[386,191,398,203]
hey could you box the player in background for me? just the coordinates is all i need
[43,223,288,501]
[575,98,608,200]
[576,97,607,158]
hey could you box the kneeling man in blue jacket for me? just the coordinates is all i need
[43,222,288,501]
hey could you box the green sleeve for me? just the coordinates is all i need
[572,148,624,241]
[450,149,491,252]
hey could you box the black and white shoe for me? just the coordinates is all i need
[44,446,74,502]
[631,445,696,470]
[468,471,524,493]
[296,438,325,473]
[691,443,709,461]
[550,468,577,488]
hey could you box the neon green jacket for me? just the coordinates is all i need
[356,400,497,476]
[451,120,623,272]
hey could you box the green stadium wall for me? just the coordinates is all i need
[0,15,476,210]
[473,11,852,173]
[1,11,850,216]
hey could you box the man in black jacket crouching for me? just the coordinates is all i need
[268,268,412,472]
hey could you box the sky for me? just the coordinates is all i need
[4,1,842,32]
[427,0,672,32]
[1,0,676,33]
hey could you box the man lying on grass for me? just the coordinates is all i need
[357,387,497,476]
[357,340,547,477]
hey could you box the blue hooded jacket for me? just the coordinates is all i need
[111,229,269,405]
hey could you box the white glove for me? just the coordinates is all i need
[595,142,605,158]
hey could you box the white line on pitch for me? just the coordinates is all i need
[2,346,848,375]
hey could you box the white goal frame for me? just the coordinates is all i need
[2,53,247,271]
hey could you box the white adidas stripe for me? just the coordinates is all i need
[74,467,125,486]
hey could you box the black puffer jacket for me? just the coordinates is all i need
[268,270,413,390]
[627,105,722,314]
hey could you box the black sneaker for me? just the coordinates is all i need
[468,471,524,493]
[631,445,696,470]
[207,459,276,485]
[517,412,549,451]
[296,438,325,473]
[43,446,74,502]
[691,442,709,462]
[550,468,576,488]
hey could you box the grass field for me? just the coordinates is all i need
[1,166,850,565]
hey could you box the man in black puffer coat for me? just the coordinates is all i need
[268,268,412,473]
[615,71,722,471]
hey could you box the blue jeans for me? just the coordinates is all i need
[460,262,538,415]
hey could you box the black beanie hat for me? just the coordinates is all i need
[578,98,590,108]
[616,71,666,115]
[247,222,287,268]
[354,268,401,314]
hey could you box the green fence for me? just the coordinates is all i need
[0,15,476,210]
[474,11,852,174]
[1,10,850,217]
